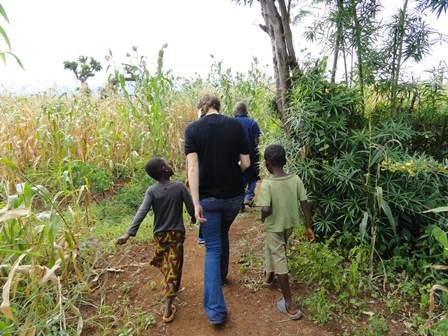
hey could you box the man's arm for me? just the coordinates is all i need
[186,153,206,223]
[240,154,251,172]
[253,120,261,146]
[237,121,251,172]
[182,184,196,222]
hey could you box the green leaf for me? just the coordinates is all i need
[423,206,448,214]
[0,51,24,69]
[433,227,448,256]
[382,200,397,236]
[0,4,10,23]
[0,158,18,170]
[5,51,24,69]
[376,186,397,236]
[0,25,10,49]
[369,147,385,167]
[0,249,39,256]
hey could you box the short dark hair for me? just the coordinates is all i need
[264,144,287,167]
[197,94,220,113]
[145,157,165,180]
[235,101,248,116]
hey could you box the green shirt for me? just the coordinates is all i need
[256,174,308,232]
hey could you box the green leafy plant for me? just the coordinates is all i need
[303,288,334,325]
[0,3,23,68]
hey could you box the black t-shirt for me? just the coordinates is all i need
[184,114,250,199]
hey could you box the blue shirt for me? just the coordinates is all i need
[235,114,261,178]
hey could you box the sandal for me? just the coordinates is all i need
[277,297,303,320]
[162,305,177,323]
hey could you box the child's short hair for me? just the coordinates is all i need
[145,157,165,180]
[264,144,287,167]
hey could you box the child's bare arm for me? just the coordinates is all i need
[300,200,315,241]
[261,206,272,223]
[300,201,312,229]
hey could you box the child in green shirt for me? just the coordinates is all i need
[256,144,314,320]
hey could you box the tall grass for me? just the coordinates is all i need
[0,55,273,334]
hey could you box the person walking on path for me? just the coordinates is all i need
[234,102,261,207]
[256,144,315,320]
[116,158,195,323]
[185,94,250,325]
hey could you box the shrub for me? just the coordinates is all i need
[282,60,448,268]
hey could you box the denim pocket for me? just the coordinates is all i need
[200,197,220,211]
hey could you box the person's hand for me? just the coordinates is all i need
[191,216,197,224]
[194,204,207,223]
[306,227,315,242]
[116,233,130,245]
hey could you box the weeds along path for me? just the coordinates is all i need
[82,210,336,336]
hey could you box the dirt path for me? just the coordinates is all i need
[82,210,337,335]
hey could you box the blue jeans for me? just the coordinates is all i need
[243,176,257,203]
[200,195,243,324]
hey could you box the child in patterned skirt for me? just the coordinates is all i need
[116,157,195,323]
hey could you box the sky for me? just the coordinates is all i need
[0,0,447,94]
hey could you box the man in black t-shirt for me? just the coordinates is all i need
[185,94,250,325]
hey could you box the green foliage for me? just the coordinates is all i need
[356,316,389,336]
[303,288,333,325]
[0,3,23,69]
[0,181,84,335]
[283,60,448,267]
[63,55,102,85]
[67,161,113,193]
[289,234,368,296]
[430,318,448,336]
[91,174,153,223]
[419,0,448,17]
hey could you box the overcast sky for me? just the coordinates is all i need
[0,0,447,94]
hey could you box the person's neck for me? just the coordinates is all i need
[205,109,219,116]
[158,176,171,184]
[271,167,288,178]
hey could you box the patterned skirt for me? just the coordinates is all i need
[150,231,185,299]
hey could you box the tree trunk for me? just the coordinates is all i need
[331,0,344,83]
[259,0,299,124]
[351,0,365,112]
[277,0,299,70]
[342,38,349,83]
[391,0,409,115]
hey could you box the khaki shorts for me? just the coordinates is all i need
[264,229,292,275]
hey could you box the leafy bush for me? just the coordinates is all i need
[283,60,448,268]
[430,318,448,336]
[67,160,113,193]
[289,233,368,296]
[91,175,153,223]
[358,316,389,336]
[303,288,333,325]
